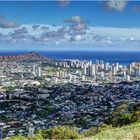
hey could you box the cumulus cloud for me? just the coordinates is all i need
[93,35,106,41]
[64,16,88,41]
[69,23,87,32]
[58,0,69,7]
[70,34,82,41]
[64,16,88,32]
[0,16,20,28]
[41,26,50,30]
[13,27,28,34]
[104,0,128,11]
[7,27,32,43]
[32,25,40,30]
[41,30,64,39]
[0,23,140,50]
[92,35,112,44]
[64,16,84,24]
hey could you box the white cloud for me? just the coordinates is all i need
[104,0,128,11]
[0,23,140,50]
[90,27,140,40]
[64,16,84,24]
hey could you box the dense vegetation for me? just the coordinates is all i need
[9,126,81,140]
[8,101,140,140]
[9,123,140,140]
[106,101,140,127]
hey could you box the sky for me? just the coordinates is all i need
[0,0,140,51]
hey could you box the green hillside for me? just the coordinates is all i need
[9,123,140,140]
[87,123,140,140]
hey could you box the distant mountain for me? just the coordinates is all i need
[0,51,47,61]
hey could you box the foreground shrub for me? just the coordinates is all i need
[36,126,81,139]
[82,124,111,137]
[99,124,112,131]
[9,134,27,140]
[131,111,140,123]
[116,113,132,126]
[82,126,97,137]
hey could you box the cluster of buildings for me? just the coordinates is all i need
[1,58,140,91]
[31,65,42,77]
[127,63,140,76]
[0,58,140,138]
[0,81,140,137]
[56,59,140,83]
[0,61,43,93]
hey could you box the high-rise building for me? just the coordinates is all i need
[89,64,96,77]
[31,65,36,76]
[84,65,87,75]
[134,66,140,76]
[56,71,68,79]
[112,65,117,76]
[100,71,105,78]
[37,67,41,77]
[123,71,126,77]
[100,60,104,70]
[116,62,119,72]
[96,59,99,70]
[126,75,130,81]
[127,64,133,75]
[104,62,110,71]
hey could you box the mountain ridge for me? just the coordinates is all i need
[0,51,47,61]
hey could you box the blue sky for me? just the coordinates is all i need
[1,1,140,27]
[0,1,140,51]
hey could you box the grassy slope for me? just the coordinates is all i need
[86,123,140,140]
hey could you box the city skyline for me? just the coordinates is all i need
[0,1,140,51]
[1,1,140,138]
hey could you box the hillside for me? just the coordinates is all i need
[9,123,140,140]
[0,51,47,61]
[87,123,140,140]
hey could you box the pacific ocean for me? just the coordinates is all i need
[39,51,140,65]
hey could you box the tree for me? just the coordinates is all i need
[117,113,132,126]
[112,102,129,117]
[131,111,140,123]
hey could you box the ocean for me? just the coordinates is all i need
[1,51,140,65]
[40,51,140,65]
